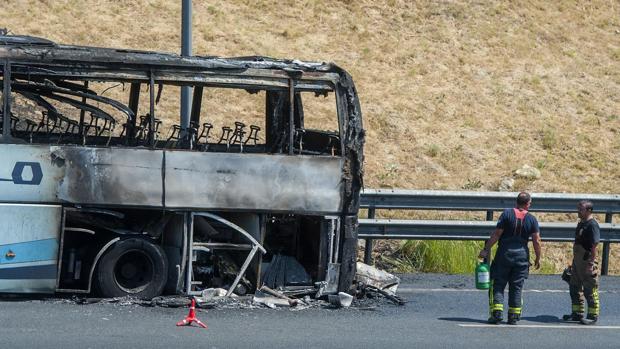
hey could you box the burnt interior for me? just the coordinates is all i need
[190,213,326,295]
[1,77,342,157]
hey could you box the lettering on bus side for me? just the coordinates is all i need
[0,162,43,186]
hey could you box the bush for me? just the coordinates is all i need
[390,240,482,273]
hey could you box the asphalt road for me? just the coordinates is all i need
[1,274,619,349]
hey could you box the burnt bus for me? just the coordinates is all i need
[0,34,364,298]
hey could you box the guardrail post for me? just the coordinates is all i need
[601,213,613,276]
[363,207,376,265]
[602,243,610,276]
[486,210,494,221]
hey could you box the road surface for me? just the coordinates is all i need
[1,274,619,348]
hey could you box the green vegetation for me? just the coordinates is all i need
[425,144,440,158]
[383,240,555,274]
[462,178,483,190]
[540,129,557,150]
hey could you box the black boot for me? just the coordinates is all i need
[507,313,520,325]
[488,310,503,324]
[562,312,584,322]
[586,314,598,322]
[579,314,598,325]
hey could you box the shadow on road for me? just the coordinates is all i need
[438,317,489,324]
[440,315,564,324]
[0,294,50,302]
[521,315,563,323]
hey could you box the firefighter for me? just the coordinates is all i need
[479,192,542,325]
[563,200,600,324]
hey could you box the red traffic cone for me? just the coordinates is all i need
[176,297,207,329]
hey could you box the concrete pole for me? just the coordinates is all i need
[180,0,192,135]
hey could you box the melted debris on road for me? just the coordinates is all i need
[0,286,405,311]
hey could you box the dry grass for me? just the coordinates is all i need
[2,0,619,272]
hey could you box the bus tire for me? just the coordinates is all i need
[95,237,168,299]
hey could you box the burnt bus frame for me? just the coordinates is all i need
[0,35,364,295]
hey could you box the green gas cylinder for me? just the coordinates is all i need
[475,261,490,290]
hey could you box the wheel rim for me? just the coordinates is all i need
[113,249,155,294]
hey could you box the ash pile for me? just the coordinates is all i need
[196,261,406,310]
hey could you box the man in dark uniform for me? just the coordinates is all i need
[479,192,542,325]
[563,200,600,324]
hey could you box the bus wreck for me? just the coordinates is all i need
[0,34,364,299]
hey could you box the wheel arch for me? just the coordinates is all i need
[85,237,120,294]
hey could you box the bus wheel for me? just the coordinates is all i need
[96,238,168,299]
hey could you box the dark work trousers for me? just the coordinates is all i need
[569,244,600,317]
[489,244,529,316]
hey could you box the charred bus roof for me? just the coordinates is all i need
[0,34,349,91]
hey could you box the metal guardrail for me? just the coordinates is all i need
[359,189,620,275]
[360,189,620,213]
[358,220,620,242]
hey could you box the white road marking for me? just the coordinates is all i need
[398,287,618,294]
[459,324,620,329]
[397,287,570,293]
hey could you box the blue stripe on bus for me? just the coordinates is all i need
[0,263,57,280]
[0,239,58,264]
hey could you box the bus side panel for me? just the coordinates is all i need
[1,145,343,214]
[54,147,164,207]
[0,145,63,203]
[165,152,344,214]
[0,204,62,293]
